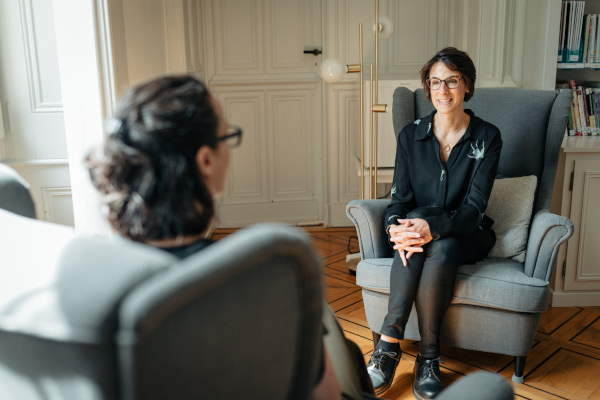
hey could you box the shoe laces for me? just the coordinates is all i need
[370,348,399,368]
[421,358,444,377]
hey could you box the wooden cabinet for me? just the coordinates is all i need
[550,136,600,306]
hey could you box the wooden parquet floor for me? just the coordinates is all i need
[213,227,600,400]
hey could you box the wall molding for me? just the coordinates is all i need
[187,0,204,75]
[214,0,263,74]
[216,89,267,204]
[8,162,72,226]
[267,89,315,199]
[163,0,209,76]
[477,0,525,88]
[93,0,126,119]
[387,0,438,77]
[266,0,311,72]
[209,74,320,87]
[4,158,69,167]
[19,0,63,113]
[41,186,73,225]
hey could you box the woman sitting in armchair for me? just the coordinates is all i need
[365,47,503,399]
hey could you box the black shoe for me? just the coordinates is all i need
[366,342,401,395]
[413,355,444,399]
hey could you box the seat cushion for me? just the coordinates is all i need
[356,257,549,313]
[486,175,537,262]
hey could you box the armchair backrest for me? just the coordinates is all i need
[118,224,323,400]
[0,163,36,218]
[0,209,323,400]
[392,87,571,215]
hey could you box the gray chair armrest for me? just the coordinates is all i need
[524,210,574,280]
[346,199,393,260]
[0,164,36,219]
[436,372,513,400]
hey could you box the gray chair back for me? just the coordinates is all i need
[0,163,36,218]
[118,224,323,400]
[392,87,571,215]
[0,210,323,400]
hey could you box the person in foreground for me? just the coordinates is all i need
[85,75,374,400]
[365,47,503,399]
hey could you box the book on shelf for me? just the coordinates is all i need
[577,86,588,134]
[569,80,583,135]
[586,88,597,135]
[562,80,600,136]
[558,1,600,65]
[583,13,600,63]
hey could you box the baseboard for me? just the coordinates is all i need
[549,289,600,307]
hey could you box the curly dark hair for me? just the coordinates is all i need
[85,75,219,242]
[419,47,476,102]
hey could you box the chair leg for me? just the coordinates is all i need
[372,331,381,347]
[512,356,526,383]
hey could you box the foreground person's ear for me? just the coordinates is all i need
[196,145,216,190]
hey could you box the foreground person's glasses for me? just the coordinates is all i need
[211,125,243,148]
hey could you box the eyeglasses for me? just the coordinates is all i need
[211,125,243,148]
[426,76,462,90]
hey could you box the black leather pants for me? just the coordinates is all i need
[379,207,495,358]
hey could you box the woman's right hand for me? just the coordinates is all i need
[388,220,427,266]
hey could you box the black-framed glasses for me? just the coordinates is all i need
[426,76,462,90]
[211,125,243,148]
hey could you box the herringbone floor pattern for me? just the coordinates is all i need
[214,227,600,400]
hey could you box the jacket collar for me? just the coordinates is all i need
[413,109,488,142]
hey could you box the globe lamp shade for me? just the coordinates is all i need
[320,58,347,83]
[377,16,394,40]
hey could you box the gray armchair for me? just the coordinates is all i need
[0,208,323,399]
[0,163,36,218]
[437,371,513,400]
[346,87,574,383]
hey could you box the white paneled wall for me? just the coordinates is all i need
[0,0,72,225]
[323,0,558,226]
[1,0,560,230]
[203,0,323,227]
[324,0,451,225]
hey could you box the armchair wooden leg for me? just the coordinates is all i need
[512,356,526,383]
[372,331,381,347]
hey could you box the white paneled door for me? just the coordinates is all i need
[204,0,324,228]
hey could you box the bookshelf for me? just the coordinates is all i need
[550,1,600,307]
[556,1,600,84]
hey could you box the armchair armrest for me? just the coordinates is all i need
[346,199,393,260]
[523,210,574,281]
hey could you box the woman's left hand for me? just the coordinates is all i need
[394,218,433,247]
[388,218,433,266]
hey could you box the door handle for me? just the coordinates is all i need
[303,49,322,56]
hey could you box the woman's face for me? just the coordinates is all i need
[428,61,468,116]
[199,96,230,198]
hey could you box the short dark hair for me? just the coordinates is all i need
[85,75,219,241]
[419,47,476,102]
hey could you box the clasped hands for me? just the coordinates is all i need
[389,218,433,266]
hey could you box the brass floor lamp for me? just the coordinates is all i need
[320,0,393,200]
